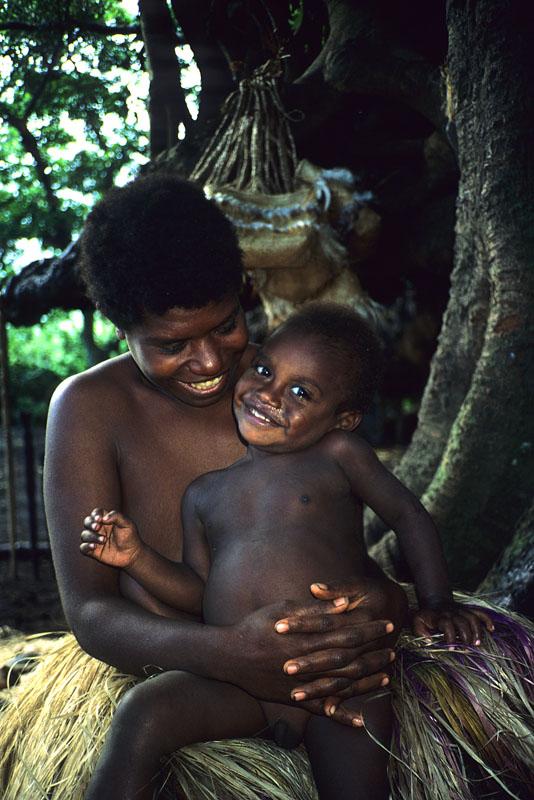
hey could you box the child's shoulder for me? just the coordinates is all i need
[320,429,376,464]
[182,463,235,508]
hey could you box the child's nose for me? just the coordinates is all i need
[258,385,282,408]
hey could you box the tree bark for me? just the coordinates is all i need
[371,0,534,589]
[139,0,191,157]
[477,500,534,616]
[295,0,447,133]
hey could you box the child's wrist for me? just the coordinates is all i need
[418,593,454,611]
[125,540,148,572]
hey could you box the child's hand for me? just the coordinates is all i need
[80,508,143,569]
[413,602,494,646]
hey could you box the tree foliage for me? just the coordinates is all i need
[0,0,146,273]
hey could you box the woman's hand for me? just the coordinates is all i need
[224,576,405,727]
[412,601,494,645]
[80,507,144,569]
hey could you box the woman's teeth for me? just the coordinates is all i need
[186,375,224,392]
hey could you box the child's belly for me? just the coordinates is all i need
[202,531,365,626]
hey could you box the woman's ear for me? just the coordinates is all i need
[334,410,362,432]
[116,328,126,341]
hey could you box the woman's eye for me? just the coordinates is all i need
[160,341,186,355]
[290,385,310,400]
[216,315,238,335]
[254,364,270,377]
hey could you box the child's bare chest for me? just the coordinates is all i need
[200,456,366,624]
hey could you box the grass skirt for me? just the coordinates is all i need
[0,596,532,800]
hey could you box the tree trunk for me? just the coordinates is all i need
[371,0,534,589]
[139,0,190,157]
[477,499,534,616]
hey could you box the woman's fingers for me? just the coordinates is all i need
[291,676,351,702]
[298,698,358,728]
[284,647,394,686]
[278,622,395,662]
[294,668,391,704]
[310,581,381,613]
[275,614,393,640]
[283,644,394,677]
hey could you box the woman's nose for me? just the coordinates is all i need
[188,337,223,376]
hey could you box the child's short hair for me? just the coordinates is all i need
[80,174,243,330]
[277,302,384,412]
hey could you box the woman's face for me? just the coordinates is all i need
[124,294,249,407]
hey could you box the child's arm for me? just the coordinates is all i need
[330,433,493,644]
[80,495,207,617]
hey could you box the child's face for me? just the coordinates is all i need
[233,331,360,453]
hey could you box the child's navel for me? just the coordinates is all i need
[299,494,311,505]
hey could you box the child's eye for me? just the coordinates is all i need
[290,385,310,400]
[254,364,271,377]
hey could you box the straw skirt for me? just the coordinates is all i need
[1,596,532,800]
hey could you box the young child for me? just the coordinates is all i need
[81,302,492,800]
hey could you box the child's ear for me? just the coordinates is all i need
[116,328,126,341]
[334,410,362,432]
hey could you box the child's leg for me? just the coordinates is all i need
[304,690,392,800]
[85,670,267,800]
[303,570,402,800]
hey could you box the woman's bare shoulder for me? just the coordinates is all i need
[51,353,134,399]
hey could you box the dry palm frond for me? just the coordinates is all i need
[390,595,534,800]
[0,635,316,800]
[1,594,532,800]
[165,740,316,800]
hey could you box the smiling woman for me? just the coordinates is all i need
[123,297,248,406]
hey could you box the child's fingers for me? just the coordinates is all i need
[80,541,102,558]
[101,510,133,529]
[83,508,111,532]
[84,514,101,532]
[80,530,106,551]
[470,608,495,633]
[458,611,482,645]
[450,615,471,644]
[412,615,434,640]
[437,617,456,643]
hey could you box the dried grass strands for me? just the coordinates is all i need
[1,595,532,800]
[0,635,136,800]
[0,635,316,800]
[190,58,297,195]
[166,740,317,800]
[390,596,534,800]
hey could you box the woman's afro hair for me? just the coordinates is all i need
[274,302,384,412]
[79,174,244,329]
